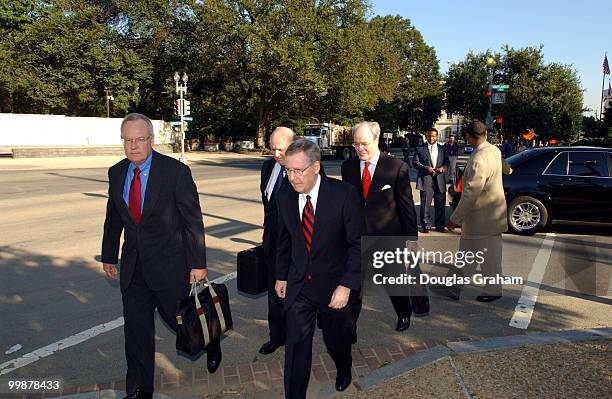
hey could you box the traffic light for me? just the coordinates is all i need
[485,90,491,97]
[174,99,181,115]
[184,101,191,116]
[495,117,503,124]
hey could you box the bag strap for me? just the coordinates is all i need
[191,282,210,346]
[205,277,227,333]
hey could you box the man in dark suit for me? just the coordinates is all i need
[413,128,450,233]
[275,139,363,398]
[342,122,424,334]
[101,114,221,399]
[258,127,294,355]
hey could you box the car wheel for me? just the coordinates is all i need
[507,196,549,235]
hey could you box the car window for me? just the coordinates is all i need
[568,152,609,177]
[543,152,568,175]
[510,151,557,175]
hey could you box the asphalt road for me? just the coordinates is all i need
[0,154,610,394]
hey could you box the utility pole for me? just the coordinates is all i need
[174,72,188,163]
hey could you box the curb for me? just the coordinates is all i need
[353,327,612,391]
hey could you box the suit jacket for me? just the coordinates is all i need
[450,141,508,236]
[341,153,418,237]
[275,175,363,307]
[261,159,325,263]
[413,143,449,193]
[101,150,206,291]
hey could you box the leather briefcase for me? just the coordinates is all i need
[175,279,233,356]
[237,245,267,296]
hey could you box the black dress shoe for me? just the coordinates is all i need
[421,227,430,234]
[477,295,501,303]
[335,374,352,392]
[435,227,450,233]
[258,340,281,355]
[207,349,222,374]
[124,389,152,399]
[395,316,411,331]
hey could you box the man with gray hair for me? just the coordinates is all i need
[258,126,295,355]
[342,121,424,334]
[101,113,221,399]
[275,139,363,397]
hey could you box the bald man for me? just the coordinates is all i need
[258,127,295,354]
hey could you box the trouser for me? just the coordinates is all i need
[448,156,457,184]
[446,234,503,296]
[419,184,446,229]
[284,292,355,399]
[266,255,286,346]
[122,260,219,394]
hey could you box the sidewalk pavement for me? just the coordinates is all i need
[0,151,267,171]
[42,328,610,399]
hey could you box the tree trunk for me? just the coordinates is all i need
[257,105,265,148]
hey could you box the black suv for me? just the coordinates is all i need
[449,146,612,235]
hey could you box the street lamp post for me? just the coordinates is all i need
[174,72,188,163]
[485,57,496,141]
[104,86,114,118]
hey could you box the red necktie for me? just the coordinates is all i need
[128,167,141,224]
[362,161,371,199]
[301,195,314,253]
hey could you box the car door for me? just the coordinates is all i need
[564,151,611,222]
[539,152,573,219]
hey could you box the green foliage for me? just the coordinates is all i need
[444,45,583,144]
[0,0,442,145]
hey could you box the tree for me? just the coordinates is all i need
[444,46,583,143]
[367,15,443,134]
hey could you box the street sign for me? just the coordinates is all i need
[492,84,510,91]
[171,121,182,126]
[184,116,193,121]
[492,92,506,104]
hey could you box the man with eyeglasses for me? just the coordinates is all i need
[101,113,220,399]
[275,139,363,397]
[258,126,295,355]
[341,122,424,335]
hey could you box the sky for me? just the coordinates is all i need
[371,0,610,117]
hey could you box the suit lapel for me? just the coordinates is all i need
[113,159,133,223]
[367,154,387,203]
[139,151,162,224]
[309,176,329,255]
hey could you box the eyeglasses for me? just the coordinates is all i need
[285,164,313,177]
[353,142,373,148]
[122,136,151,145]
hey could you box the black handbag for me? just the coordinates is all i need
[237,245,267,296]
[175,278,233,356]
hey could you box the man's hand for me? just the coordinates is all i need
[190,268,208,283]
[435,166,445,174]
[275,280,287,298]
[427,166,435,175]
[103,263,118,280]
[446,220,458,231]
[328,285,351,309]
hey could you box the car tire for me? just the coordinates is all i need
[507,196,549,235]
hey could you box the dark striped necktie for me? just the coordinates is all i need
[301,195,314,253]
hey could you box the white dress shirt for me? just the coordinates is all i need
[265,162,284,201]
[359,150,381,180]
[298,174,321,220]
[428,143,438,166]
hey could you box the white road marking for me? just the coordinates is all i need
[0,272,237,375]
[4,344,22,355]
[509,233,556,330]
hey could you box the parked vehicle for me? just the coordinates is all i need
[448,146,612,235]
[303,122,354,159]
